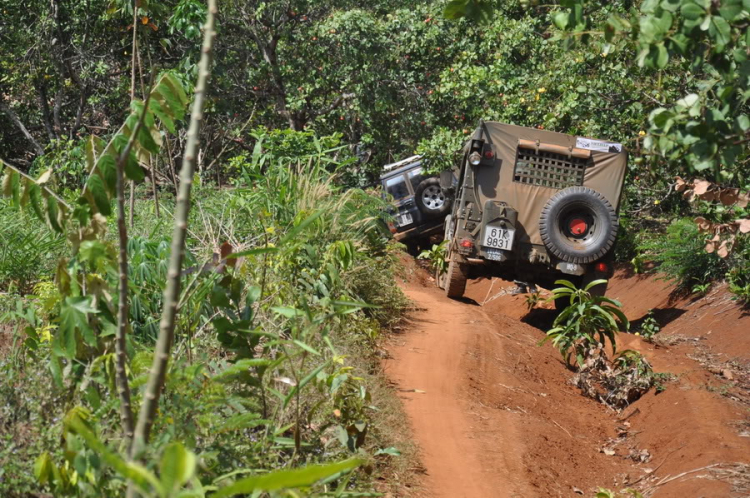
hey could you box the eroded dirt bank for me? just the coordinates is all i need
[384,261,749,497]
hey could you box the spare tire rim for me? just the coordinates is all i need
[422,185,445,210]
[559,209,597,248]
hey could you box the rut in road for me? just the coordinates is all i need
[385,286,534,497]
[384,273,634,497]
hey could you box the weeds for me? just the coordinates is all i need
[636,311,661,342]
[691,282,711,296]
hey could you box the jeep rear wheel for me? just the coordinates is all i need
[444,259,468,299]
[539,186,618,264]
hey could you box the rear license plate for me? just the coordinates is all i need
[398,213,413,227]
[482,225,515,250]
[483,247,506,261]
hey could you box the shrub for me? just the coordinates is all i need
[540,279,629,369]
[638,218,727,290]
[727,237,750,305]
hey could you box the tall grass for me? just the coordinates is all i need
[0,202,65,294]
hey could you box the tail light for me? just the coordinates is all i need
[387,222,397,234]
[460,239,473,248]
[595,262,608,273]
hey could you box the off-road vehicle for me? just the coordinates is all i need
[380,155,453,249]
[438,122,627,306]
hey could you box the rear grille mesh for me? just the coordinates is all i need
[513,148,588,189]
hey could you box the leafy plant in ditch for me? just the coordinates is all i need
[637,310,660,342]
[691,282,711,297]
[540,279,629,369]
[417,240,448,275]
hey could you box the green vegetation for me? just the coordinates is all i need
[0,6,409,496]
[541,279,629,369]
[417,240,448,275]
[1,0,749,494]
[638,218,729,289]
[636,311,661,342]
[542,280,668,409]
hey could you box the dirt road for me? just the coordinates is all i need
[385,287,534,497]
[384,262,750,497]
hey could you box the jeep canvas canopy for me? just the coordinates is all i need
[464,122,628,247]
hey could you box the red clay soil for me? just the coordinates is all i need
[385,261,750,497]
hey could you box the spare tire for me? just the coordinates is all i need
[539,186,618,264]
[414,178,451,217]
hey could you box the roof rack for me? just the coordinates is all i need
[382,154,422,172]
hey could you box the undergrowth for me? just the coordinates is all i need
[0,146,413,496]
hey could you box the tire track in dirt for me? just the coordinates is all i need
[384,287,534,497]
[384,266,648,497]
[387,261,750,497]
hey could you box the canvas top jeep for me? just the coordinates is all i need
[438,121,627,305]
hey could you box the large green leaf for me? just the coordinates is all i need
[124,152,146,182]
[160,442,196,495]
[213,458,363,497]
[66,412,163,495]
[59,296,99,354]
[86,174,111,216]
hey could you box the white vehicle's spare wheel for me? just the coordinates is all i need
[415,178,451,217]
[539,186,618,264]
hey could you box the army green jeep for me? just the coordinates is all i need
[438,121,627,307]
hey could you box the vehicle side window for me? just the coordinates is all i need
[385,175,410,200]
[407,167,425,190]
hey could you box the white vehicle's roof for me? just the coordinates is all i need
[382,154,422,172]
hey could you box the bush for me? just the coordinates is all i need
[638,218,727,290]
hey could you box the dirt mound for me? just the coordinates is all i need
[387,264,750,497]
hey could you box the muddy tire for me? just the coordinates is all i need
[539,186,618,264]
[415,178,451,218]
[444,259,468,299]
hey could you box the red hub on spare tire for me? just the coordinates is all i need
[569,218,588,236]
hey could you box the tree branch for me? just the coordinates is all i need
[0,101,45,156]
[128,0,218,469]
[113,80,157,450]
